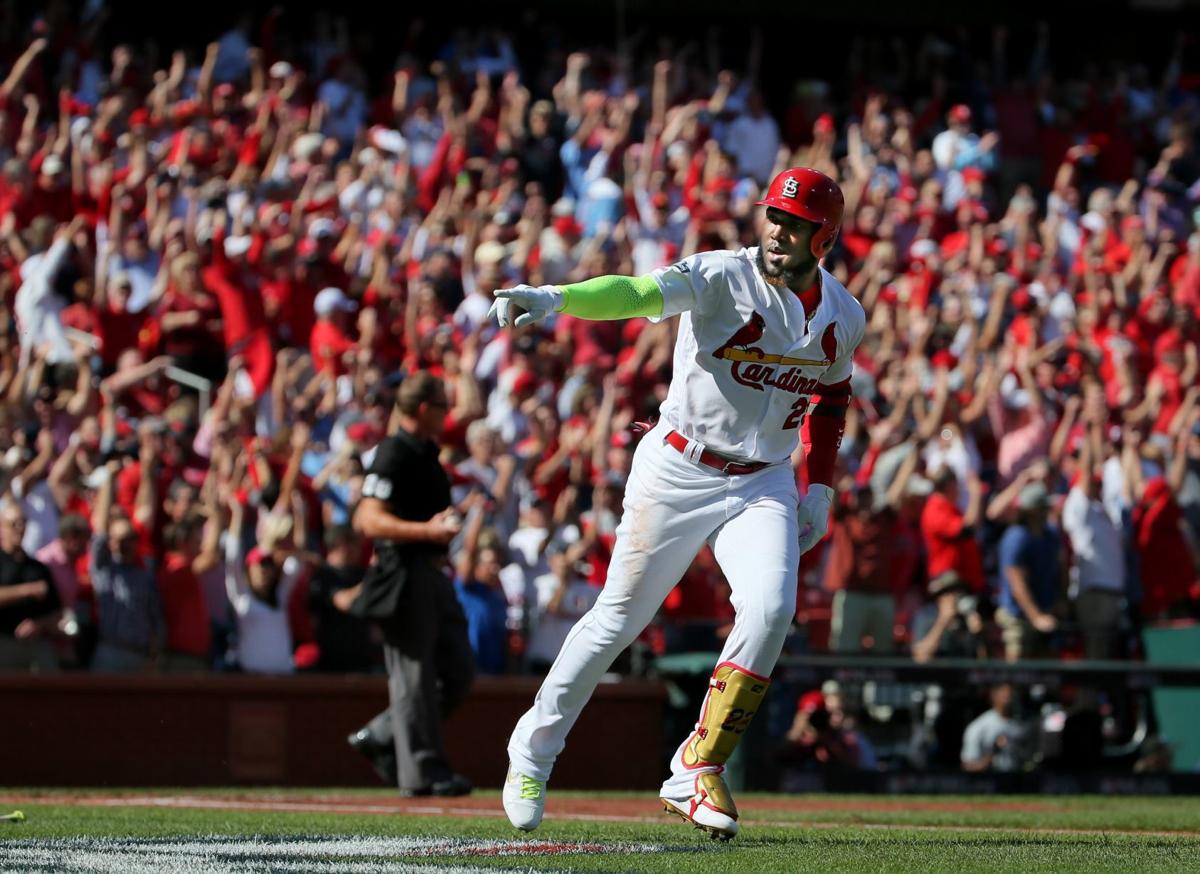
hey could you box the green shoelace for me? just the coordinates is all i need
[519,775,544,800]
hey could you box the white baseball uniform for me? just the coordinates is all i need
[507,245,866,796]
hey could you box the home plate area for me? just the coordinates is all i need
[0,834,694,873]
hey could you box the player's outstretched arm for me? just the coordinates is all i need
[490,275,663,328]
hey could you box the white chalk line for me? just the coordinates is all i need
[0,834,679,874]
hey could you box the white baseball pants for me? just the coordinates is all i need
[507,423,800,791]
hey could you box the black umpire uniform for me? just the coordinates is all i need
[351,426,475,795]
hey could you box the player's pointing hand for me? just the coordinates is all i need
[489,284,565,328]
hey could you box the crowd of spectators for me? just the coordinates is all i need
[0,5,1198,684]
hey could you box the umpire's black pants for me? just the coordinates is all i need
[367,561,475,792]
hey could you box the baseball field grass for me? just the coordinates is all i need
[1,788,1199,872]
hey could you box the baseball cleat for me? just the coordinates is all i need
[660,773,739,841]
[502,766,546,831]
[661,797,737,841]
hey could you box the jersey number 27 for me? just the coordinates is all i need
[782,397,810,430]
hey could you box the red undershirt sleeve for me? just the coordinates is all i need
[802,378,851,487]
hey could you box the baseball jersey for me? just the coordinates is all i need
[362,428,452,559]
[648,246,865,464]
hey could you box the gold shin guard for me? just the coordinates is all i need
[694,772,738,819]
[682,661,770,769]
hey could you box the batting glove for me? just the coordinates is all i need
[489,284,564,328]
[796,483,835,555]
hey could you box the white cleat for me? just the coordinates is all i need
[502,766,546,831]
[660,773,739,841]
[661,795,739,841]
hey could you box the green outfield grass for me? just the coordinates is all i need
[1,789,1198,873]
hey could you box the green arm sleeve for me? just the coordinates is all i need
[556,275,664,321]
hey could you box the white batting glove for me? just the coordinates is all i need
[796,483,835,555]
[489,284,564,328]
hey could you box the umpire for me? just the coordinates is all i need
[349,371,474,796]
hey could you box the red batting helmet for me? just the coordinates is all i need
[756,167,845,258]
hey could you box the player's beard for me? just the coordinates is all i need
[755,246,815,288]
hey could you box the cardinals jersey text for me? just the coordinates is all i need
[648,246,866,463]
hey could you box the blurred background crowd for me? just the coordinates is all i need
[0,0,1198,775]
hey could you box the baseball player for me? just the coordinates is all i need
[492,168,864,840]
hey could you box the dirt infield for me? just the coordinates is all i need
[14,791,1058,813]
[6,791,1200,838]
[6,791,1056,819]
